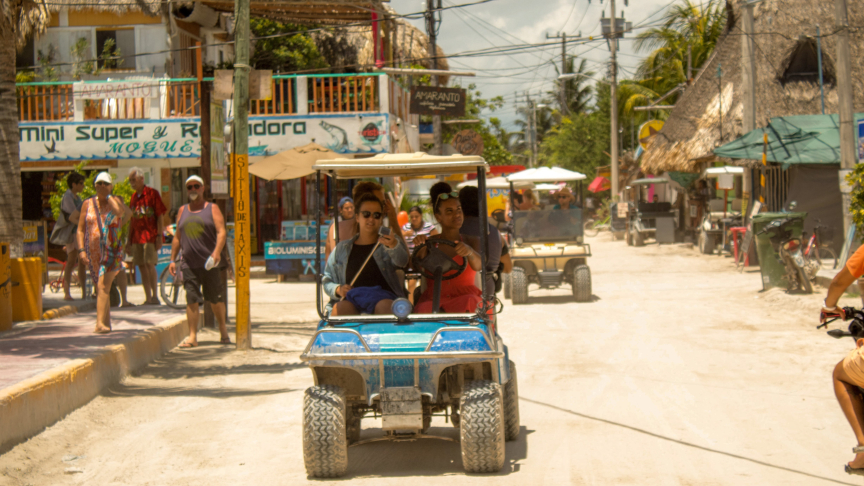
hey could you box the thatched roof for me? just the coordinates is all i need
[198,0,386,25]
[641,0,864,174]
[311,12,450,80]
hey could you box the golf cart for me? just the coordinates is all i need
[625,177,676,246]
[697,166,743,255]
[503,166,592,304]
[301,153,518,477]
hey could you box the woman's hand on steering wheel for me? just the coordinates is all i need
[454,241,474,258]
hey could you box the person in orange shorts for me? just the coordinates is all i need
[821,243,864,475]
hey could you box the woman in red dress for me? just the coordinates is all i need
[413,182,484,314]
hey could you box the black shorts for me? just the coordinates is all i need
[180,262,226,305]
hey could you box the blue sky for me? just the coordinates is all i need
[389,0,678,129]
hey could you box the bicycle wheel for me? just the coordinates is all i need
[160,265,186,309]
[583,220,600,238]
[818,247,839,270]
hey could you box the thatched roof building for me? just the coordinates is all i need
[641,0,864,174]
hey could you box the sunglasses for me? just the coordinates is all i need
[95,181,110,186]
[557,194,571,199]
[435,191,459,207]
[186,184,201,190]
[359,211,383,220]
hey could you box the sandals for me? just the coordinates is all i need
[178,338,198,348]
[846,464,864,476]
[220,337,232,345]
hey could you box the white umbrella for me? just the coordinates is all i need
[704,166,744,177]
[249,142,338,181]
[506,166,587,183]
[457,176,534,190]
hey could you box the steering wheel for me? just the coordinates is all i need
[411,238,468,282]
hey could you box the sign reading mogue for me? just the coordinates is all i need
[410,87,466,117]
[19,114,390,162]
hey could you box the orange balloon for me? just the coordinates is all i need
[397,211,409,227]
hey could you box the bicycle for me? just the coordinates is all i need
[583,215,611,238]
[48,256,81,294]
[803,220,838,271]
[159,252,186,309]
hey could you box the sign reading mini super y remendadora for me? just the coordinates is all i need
[19,114,390,162]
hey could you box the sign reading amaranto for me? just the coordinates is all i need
[410,86,466,117]
[73,80,161,99]
[19,114,390,162]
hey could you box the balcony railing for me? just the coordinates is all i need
[16,73,389,122]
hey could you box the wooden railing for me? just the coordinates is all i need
[17,84,74,121]
[16,74,386,121]
[308,74,379,113]
[249,77,295,116]
[165,80,201,118]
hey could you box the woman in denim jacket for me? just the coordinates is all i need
[322,193,409,316]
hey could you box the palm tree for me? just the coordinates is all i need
[548,57,595,116]
[2,0,50,255]
[624,0,726,114]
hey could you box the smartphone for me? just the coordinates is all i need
[379,226,392,237]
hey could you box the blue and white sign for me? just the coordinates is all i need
[265,241,324,260]
[19,113,390,162]
[858,119,864,162]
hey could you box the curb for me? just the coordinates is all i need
[41,302,97,321]
[0,314,188,453]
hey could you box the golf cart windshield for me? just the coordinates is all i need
[512,208,583,242]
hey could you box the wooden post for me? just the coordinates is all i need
[233,0,251,350]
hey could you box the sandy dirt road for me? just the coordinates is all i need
[1,235,862,485]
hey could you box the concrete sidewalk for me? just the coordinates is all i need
[0,302,189,452]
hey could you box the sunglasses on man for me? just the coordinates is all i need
[187,184,202,190]
[359,210,383,220]
[95,181,110,187]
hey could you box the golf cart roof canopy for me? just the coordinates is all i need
[457,176,533,190]
[506,166,587,183]
[630,177,670,185]
[313,152,488,179]
[704,166,744,177]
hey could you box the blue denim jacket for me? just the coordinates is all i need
[322,234,408,313]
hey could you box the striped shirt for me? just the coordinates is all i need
[402,221,436,253]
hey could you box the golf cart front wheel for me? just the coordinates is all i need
[699,231,714,255]
[511,267,528,305]
[460,380,505,473]
[503,361,520,441]
[303,385,348,478]
[503,272,511,300]
[572,264,591,302]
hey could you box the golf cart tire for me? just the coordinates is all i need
[460,380,506,473]
[613,231,625,241]
[503,361,520,441]
[511,267,528,305]
[303,385,348,478]
[626,229,633,246]
[572,264,591,302]
[699,231,714,255]
[503,272,511,300]
[634,230,645,247]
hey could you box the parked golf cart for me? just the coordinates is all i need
[301,153,519,478]
[503,166,592,304]
[697,166,744,255]
[625,177,676,246]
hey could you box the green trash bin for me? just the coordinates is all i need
[752,212,807,291]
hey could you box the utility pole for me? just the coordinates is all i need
[834,0,855,239]
[741,2,758,221]
[525,92,536,167]
[426,0,443,155]
[547,32,567,115]
[607,0,620,200]
[233,0,251,349]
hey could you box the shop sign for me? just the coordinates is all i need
[264,241,324,260]
[858,119,864,162]
[247,114,390,157]
[210,102,228,196]
[73,79,161,99]
[410,87,466,117]
[18,113,390,162]
[18,118,202,162]
[281,220,329,241]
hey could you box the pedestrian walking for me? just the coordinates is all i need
[76,172,132,334]
[128,167,167,305]
[51,172,85,301]
[168,176,230,347]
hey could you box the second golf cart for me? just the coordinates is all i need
[503,166,593,304]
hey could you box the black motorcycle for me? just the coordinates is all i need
[757,216,813,294]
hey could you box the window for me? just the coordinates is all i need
[96,28,136,70]
[779,37,834,86]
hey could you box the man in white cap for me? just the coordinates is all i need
[168,175,231,347]
[127,167,167,305]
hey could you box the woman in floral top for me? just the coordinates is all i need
[76,172,132,334]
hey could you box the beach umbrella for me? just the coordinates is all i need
[249,143,338,181]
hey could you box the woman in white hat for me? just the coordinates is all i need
[77,172,132,333]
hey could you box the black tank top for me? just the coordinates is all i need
[346,242,392,292]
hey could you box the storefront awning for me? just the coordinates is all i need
[713,114,864,168]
